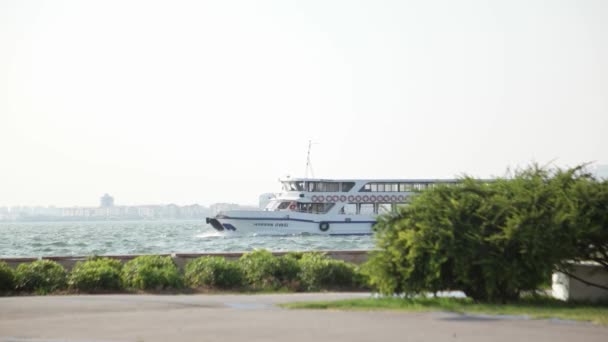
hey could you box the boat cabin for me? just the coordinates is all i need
[269,178,460,215]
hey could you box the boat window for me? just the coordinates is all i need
[400,183,415,192]
[312,203,334,213]
[370,184,378,192]
[323,182,340,192]
[342,203,357,215]
[359,203,374,215]
[277,202,291,210]
[309,182,323,192]
[283,182,304,191]
[297,202,311,213]
[378,203,392,214]
[341,182,355,192]
[361,184,371,192]
[391,183,399,192]
[306,182,340,192]
[377,184,385,192]
[412,183,426,191]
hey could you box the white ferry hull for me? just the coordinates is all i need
[206,211,375,236]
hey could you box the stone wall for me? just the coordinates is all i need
[0,250,370,271]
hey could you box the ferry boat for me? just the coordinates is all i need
[206,178,458,235]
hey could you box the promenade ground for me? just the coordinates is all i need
[1,293,607,342]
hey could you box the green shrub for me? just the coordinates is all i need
[185,256,244,289]
[15,260,67,294]
[68,258,123,292]
[298,253,357,291]
[239,250,300,290]
[121,255,182,290]
[353,265,371,290]
[0,261,15,294]
[365,165,604,302]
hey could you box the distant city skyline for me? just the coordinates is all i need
[0,199,257,222]
[1,1,607,207]
[1,161,606,209]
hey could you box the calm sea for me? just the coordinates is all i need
[0,220,375,258]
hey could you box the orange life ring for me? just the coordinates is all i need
[289,203,296,210]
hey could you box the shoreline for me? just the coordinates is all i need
[0,249,371,270]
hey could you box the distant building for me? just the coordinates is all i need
[210,203,257,215]
[100,194,114,208]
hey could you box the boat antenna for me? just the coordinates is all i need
[305,140,315,178]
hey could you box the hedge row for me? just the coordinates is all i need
[0,251,366,295]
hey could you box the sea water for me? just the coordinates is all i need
[0,220,375,257]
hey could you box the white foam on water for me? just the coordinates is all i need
[195,231,224,239]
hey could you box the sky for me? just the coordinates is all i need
[1,0,607,207]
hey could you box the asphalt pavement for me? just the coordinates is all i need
[0,293,606,342]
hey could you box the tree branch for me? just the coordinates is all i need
[557,269,608,292]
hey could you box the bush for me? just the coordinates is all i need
[239,250,300,290]
[365,165,603,302]
[185,257,244,289]
[15,260,67,294]
[121,255,183,290]
[68,257,123,292]
[298,253,357,291]
[0,261,15,294]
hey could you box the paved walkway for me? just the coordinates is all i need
[1,293,606,342]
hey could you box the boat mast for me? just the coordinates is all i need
[305,140,315,178]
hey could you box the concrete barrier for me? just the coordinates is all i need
[552,262,608,302]
[0,250,371,270]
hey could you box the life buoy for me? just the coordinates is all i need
[319,222,330,232]
[311,195,318,202]
[318,195,325,202]
[348,195,354,202]
[370,195,376,202]
[289,203,296,210]
[383,195,390,202]
[355,195,361,202]
[339,195,346,202]
[397,195,405,202]
[390,195,397,202]
[332,195,339,202]
[362,195,369,202]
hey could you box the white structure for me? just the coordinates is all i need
[592,164,608,180]
[206,178,459,235]
[552,262,608,302]
[258,193,275,209]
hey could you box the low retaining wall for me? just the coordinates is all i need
[552,262,608,302]
[0,250,371,270]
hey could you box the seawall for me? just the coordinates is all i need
[0,250,371,270]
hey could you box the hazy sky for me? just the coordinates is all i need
[1,0,607,207]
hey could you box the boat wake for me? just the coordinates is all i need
[195,231,225,239]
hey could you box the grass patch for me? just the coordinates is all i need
[281,297,608,326]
